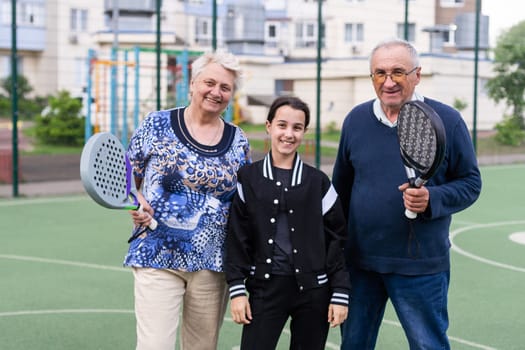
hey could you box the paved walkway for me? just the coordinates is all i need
[0,179,85,198]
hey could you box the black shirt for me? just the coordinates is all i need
[271,166,294,275]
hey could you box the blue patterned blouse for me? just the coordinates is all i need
[123,107,251,272]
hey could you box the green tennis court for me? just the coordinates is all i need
[1,164,524,349]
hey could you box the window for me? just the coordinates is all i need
[397,23,416,42]
[0,55,9,79]
[265,22,279,48]
[75,57,87,86]
[0,1,9,24]
[195,17,211,45]
[71,8,88,32]
[344,23,364,43]
[1,0,45,26]
[268,24,276,38]
[275,79,294,96]
[440,0,464,7]
[442,29,455,45]
[295,21,317,48]
[0,55,23,79]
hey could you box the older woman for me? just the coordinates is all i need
[125,50,251,350]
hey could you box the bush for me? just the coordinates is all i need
[34,91,85,146]
[324,120,339,134]
[494,115,525,146]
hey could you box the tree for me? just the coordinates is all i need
[485,20,525,130]
[0,75,33,99]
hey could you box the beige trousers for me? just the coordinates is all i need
[133,267,228,350]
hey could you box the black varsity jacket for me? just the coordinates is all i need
[225,153,350,306]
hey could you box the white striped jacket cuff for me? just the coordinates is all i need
[229,284,247,299]
[331,292,349,306]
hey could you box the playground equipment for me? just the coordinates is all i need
[84,47,201,146]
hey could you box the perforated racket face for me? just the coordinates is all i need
[397,102,439,173]
[80,132,138,210]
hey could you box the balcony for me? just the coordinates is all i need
[104,0,157,15]
[0,25,46,51]
[0,0,46,51]
[93,30,177,46]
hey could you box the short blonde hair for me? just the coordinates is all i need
[191,50,243,91]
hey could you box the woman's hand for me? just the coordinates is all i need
[129,191,155,227]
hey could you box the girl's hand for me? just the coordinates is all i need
[230,296,252,325]
[328,304,348,328]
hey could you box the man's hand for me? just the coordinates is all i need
[398,183,429,214]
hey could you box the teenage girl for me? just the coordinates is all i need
[225,95,350,349]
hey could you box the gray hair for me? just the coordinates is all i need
[191,50,242,91]
[369,38,420,69]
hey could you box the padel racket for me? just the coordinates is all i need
[397,100,446,219]
[79,132,158,233]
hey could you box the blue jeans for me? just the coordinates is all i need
[340,267,450,350]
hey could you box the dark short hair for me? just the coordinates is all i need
[267,96,310,128]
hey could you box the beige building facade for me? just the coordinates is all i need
[0,0,505,132]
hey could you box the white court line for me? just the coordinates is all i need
[0,193,509,350]
[450,220,525,273]
[0,309,133,317]
[509,232,525,245]
[480,164,525,171]
[0,254,128,272]
[0,195,87,207]
[0,310,496,350]
[382,319,497,350]
[0,255,498,350]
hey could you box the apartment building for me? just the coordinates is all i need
[0,0,502,131]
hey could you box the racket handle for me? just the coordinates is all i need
[137,206,158,230]
[403,166,419,219]
[405,209,418,220]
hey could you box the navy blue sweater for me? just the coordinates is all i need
[332,98,482,275]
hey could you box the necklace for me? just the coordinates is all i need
[185,108,223,146]
[179,108,224,154]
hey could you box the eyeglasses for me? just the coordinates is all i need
[370,67,419,84]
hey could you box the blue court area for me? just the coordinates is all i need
[1,164,524,349]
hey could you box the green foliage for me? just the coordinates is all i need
[485,20,525,129]
[324,121,339,134]
[0,75,49,120]
[0,95,48,120]
[453,98,468,112]
[494,115,525,146]
[1,74,33,99]
[34,91,85,146]
[0,95,8,115]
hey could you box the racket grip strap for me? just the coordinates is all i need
[405,209,418,219]
[148,217,158,230]
[137,206,158,230]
